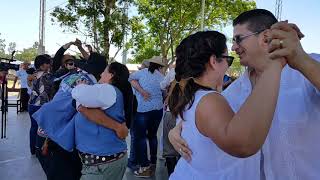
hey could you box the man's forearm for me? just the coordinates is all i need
[77,46,90,60]
[298,55,320,90]
[52,46,68,72]
[78,107,121,131]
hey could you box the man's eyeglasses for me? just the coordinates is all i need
[232,30,265,45]
[66,62,74,66]
[218,55,234,67]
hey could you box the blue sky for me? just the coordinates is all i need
[0,0,319,61]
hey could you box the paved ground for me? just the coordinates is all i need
[0,108,168,180]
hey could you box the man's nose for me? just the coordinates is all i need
[231,41,239,52]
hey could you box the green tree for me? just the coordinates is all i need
[130,0,256,64]
[228,51,244,77]
[15,42,39,62]
[7,42,16,54]
[0,33,6,57]
[51,0,133,61]
[129,36,161,63]
[127,16,161,63]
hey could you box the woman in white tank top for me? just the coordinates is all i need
[167,31,286,180]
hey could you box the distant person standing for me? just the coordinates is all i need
[28,55,54,156]
[129,56,165,177]
[13,62,32,112]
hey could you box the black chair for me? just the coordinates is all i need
[7,88,22,114]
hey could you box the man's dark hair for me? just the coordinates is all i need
[233,9,278,32]
[26,67,36,75]
[34,54,51,69]
[75,52,107,80]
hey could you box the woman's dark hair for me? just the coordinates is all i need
[168,31,227,120]
[34,54,51,70]
[108,62,134,128]
[148,62,163,73]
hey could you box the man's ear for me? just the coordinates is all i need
[261,29,272,46]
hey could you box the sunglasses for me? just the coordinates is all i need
[66,62,74,66]
[218,55,234,67]
[232,29,265,45]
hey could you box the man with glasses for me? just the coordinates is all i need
[169,9,320,180]
[63,57,75,70]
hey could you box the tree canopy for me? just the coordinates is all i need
[0,33,38,63]
[129,0,256,65]
[49,0,255,76]
[51,0,133,61]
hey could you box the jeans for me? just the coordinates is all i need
[132,109,163,167]
[28,104,41,154]
[80,154,127,180]
[128,113,138,171]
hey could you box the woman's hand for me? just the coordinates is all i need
[141,90,151,101]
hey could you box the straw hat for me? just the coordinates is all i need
[147,56,165,67]
[141,60,150,67]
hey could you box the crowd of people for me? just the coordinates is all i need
[10,8,320,180]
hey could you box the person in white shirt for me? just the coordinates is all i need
[169,9,320,180]
[160,65,175,91]
[13,62,31,111]
[167,29,286,180]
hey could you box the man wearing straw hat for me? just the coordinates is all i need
[129,56,165,177]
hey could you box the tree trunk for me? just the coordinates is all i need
[93,13,99,53]
[159,30,168,65]
[103,0,116,62]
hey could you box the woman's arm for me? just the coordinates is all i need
[197,61,284,158]
[71,83,127,139]
[78,106,128,139]
[71,83,116,109]
[130,80,150,101]
[129,70,151,100]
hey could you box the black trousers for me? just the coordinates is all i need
[20,88,29,111]
[165,157,179,176]
[46,141,82,180]
[35,136,50,177]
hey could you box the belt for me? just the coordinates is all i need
[79,151,126,166]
